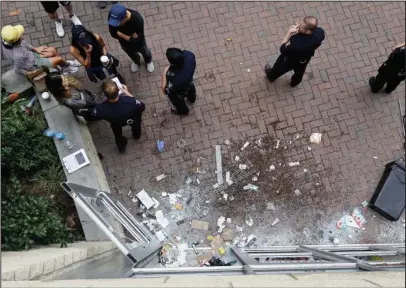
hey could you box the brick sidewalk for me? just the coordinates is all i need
[2,1,405,245]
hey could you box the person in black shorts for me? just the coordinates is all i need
[40,2,82,38]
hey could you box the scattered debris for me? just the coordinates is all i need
[373,156,378,160]
[310,133,322,144]
[275,139,280,149]
[226,37,232,41]
[131,197,137,203]
[236,225,243,232]
[252,176,258,182]
[155,230,166,241]
[175,203,183,210]
[239,164,247,170]
[334,237,340,245]
[196,178,200,185]
[267,202,276,211]
[294,134,300,140]
[156,174,166,181]
[213,183,219,189]
[247,69,251,72]
[136,189,155,209]
[235,156,240,161]
[241,141,250,151]
[256,138,262,146]
[243,184,258,191]
[269,165,276,171]
[221,228,234,241]
[218,247,226,255]
[127,190,132,197]
[185,178,193,185]
[152,197,160,209]
[191,220,209,231]
[176,219,186,225]
[352,208,366,227]
[307,146,312,151]
[207,235,214,241]
[223,193,228,201]
[157,140,165,152]
[177,139,186,148]
[224,139,230,145]
[271,218,280,226]
[288,161,300,167]
[294,189,302,196]
[348,235,353,239]
[245,214,254,226]
[9,9,21,16]
[217,216,226,232]
[227,218,232,223]
[210,235,225,257]
[156,210,169,228]
[215,145,224,185]
[229,196,235,201]
[361,200,369,207]
[246,235,257,247]
[192,243,199,255]
[162,192,168,197]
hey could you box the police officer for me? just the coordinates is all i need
[265,16,325,87]
[369,42,405,93]
[81,79,145,153]
[162,48,196,115]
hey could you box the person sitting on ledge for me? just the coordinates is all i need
[45,70,98,113]
[1,25,81,76]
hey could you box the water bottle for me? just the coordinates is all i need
[55,132,65,140]
[64,140,74,149]
[44,129,56,138]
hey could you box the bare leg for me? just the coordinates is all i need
[62,2,74,16]
[48,11,60,21]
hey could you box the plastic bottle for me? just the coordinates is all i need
[55,132,65,140]
[64,140,74,149]
[44,129,56,138]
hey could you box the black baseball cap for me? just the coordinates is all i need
[71,25,92,45]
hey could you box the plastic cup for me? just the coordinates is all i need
[41,92,50,100]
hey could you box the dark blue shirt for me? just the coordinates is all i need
[280,27,325,61]
[165,50,196,95]
[87,94,144,125]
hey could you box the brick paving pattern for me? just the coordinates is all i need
[2,1,405,245]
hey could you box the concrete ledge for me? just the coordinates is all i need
[2,241,116,281]
[2,272,405,287]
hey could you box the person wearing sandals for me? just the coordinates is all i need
[45,71,98,114]
[1,25,80,76]
[70,24,125,84]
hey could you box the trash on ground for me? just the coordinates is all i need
[177,139,186,148]
[267,202,276,211]
[226,37,232,41]
[213,183,219,188]
[156,174,166,181]
[245,214,254,226]
[246,235,256,247]
[275,139,280,149]
[223,193,228,201]
[191,220,209,230]
[175,203,183,210]
[361,200,369,207]
[229,196,235,201]
[310,133,322,144]
[226,171,233,185]
[136,189,155,209]
[271,218,280,226]
[307,146,312,151]
[176,219,186,225]
[352,208,366,227]
[196,178,200,184]
[243,184,258,191]
[334,237,339,245]
[210,235,225,257]
[348,235,353,239]
[373,156,378,160]
[155,230,166,241]
[185,177,193,185]
[252,176,258,182]
[218,247,226,255]
[157,140,165,152]
[294,189,302,196]
[269,165,276,171]
[217,216,226,233]
[169,193,177,205]
[303,169,308,173]
[239,164,247,170]
[207,235,214,241]
[224,139,230,145]
[234,156,241,162]
[156,210,169,228]
[192,243,199,255]
[152,197,160,209]
[288,161,300,167]
[256,138,262,146]
[294,134,300,140]
[196,251,214,266]
[247,69,251,72]
[127,190,132,197]
[161,192,168,197]
[227,218,232,223]
[215,145,224,185]
[236,225,243,232]
[131,197,138,203]
[241,141,250,151]
[221,228,234,241]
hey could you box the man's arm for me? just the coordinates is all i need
[279,24,299,54]
[95,33,107,55]
[161,66,170,94]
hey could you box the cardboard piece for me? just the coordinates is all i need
[191,220,209,230]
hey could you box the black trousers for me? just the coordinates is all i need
[121,37,152,65]
[168,84,196,115]
[265,54,310,86]
[110,105,145,152]
[369,62,405,93]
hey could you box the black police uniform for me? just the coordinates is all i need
[165,50,196,115]
[369,45,405,93]
[83,94,145,152]
[265,27,325,87]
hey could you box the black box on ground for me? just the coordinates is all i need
[369,159,405,221]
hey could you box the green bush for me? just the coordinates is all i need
[1,178,72,250]
[1,94,82,251]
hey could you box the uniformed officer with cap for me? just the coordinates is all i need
[162,47,196,115]
[80,79,145,153]
[265,16,325,87]
[369,42,405,93]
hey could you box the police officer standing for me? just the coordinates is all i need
[162,48,196,115]
[265,16,325,87]
[81,79,145,153]
[369,42,405,93]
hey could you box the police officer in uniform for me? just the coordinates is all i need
[80,79,145,153]
[265,16,325,87]
[162,48,196,115]
[369,42,405,93]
